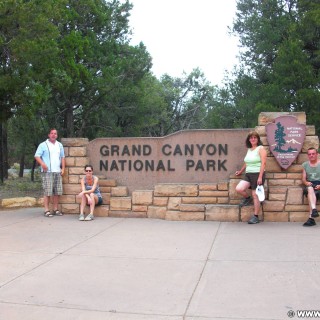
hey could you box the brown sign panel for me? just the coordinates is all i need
[266,116,306,169]
[87,129,249,193]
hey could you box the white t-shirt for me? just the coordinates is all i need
[46,140,62,172]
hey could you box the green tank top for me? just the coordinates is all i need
[244,146,262,173]
[302,161,320,181]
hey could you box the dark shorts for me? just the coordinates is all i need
[97,196,103,206]
[303,180,320,199]
[243,172,265,190]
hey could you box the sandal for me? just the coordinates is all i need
[53,210,63,216]
[44,211,54,217]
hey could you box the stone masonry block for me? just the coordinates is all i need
[59,195,76,204]
[240,205,262,222]
[68,147,87,157]
[65,157,75,167]
[217,197,229,204]
[61,203,79,214]
[1,197,37,208]
[68,175,81,184]
[153,197,168,206]
[99,179,117,187]
[285,204,310,212]
[199,184,217,191]
[109,211,147,218]
[199,190,228,197]
[180,204,205,212]
[111,186,128,197]
[268,187,287,194]
[264,212,289,222]
[75,157,90,167]
[147,206,166,219]
[205,205,239,222]
[132,205,148,212]
[165,211,204,221]
[262,200,285,212]
[168,197,181,210]
[61,138,89,147]
[268,179,295,186]
[286,164,303,173]
[302,136,319,152]
[63,184,81,195]
[269,193,286,201]
[93,205,109,217]
[286,173,302,180]
[100,187,111,193]
[68,167,85,175]
[266,158,282,172]
[273,173,287,179]
[218,182,228,190]
[229,179,243,200]
[258,112,306,126]
[110,197,132,211]
[181,197,217,204]
[289,212,311,222]
[102,193,110,205]
[306,125,315,135]
[286,188,304,205]
[154,184,198,197]
[132,190,153,205]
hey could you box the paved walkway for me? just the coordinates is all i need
[0,207,319,320]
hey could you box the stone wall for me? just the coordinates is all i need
[60,112,319,222]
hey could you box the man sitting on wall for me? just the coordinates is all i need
[302,147,320,227]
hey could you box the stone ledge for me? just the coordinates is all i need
[1,197,42,208]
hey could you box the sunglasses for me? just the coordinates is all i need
[85,170,92,172]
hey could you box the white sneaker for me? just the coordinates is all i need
[79,214,85,221]
[84,213,94,221]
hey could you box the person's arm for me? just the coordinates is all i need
[257,146,267,185]
[34,143,48,172]
[60,157,65,176]
[235,163,246,176]
[302,167,312,187]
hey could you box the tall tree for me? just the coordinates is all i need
[225,0,320,135]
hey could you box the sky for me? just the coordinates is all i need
[129,0,239,85]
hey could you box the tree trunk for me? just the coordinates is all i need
[0,123,9,182]
[0,123,3,183]
[19,153,25,177]
[3,124,8,179]
[64,104,74,137]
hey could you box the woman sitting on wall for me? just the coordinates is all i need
[77,164,103,221]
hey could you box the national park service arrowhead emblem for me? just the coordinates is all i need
[265,116,306,169]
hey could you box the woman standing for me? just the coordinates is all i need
[235,131,267,224]
[77,165,103,221]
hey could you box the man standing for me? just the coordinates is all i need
[302,147,320,227]
[35,128,65,217]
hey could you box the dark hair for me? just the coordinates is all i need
[307,147,318,154]
[84,164,93,171]
[245,131,262,148]
[49,128,58,134]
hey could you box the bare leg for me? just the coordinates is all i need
[252,191,260,215]
[235,180,251,198]
[80,194,87,214]
[89,194,97,214]
[44,196,50,212]
[53,195,59,211]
